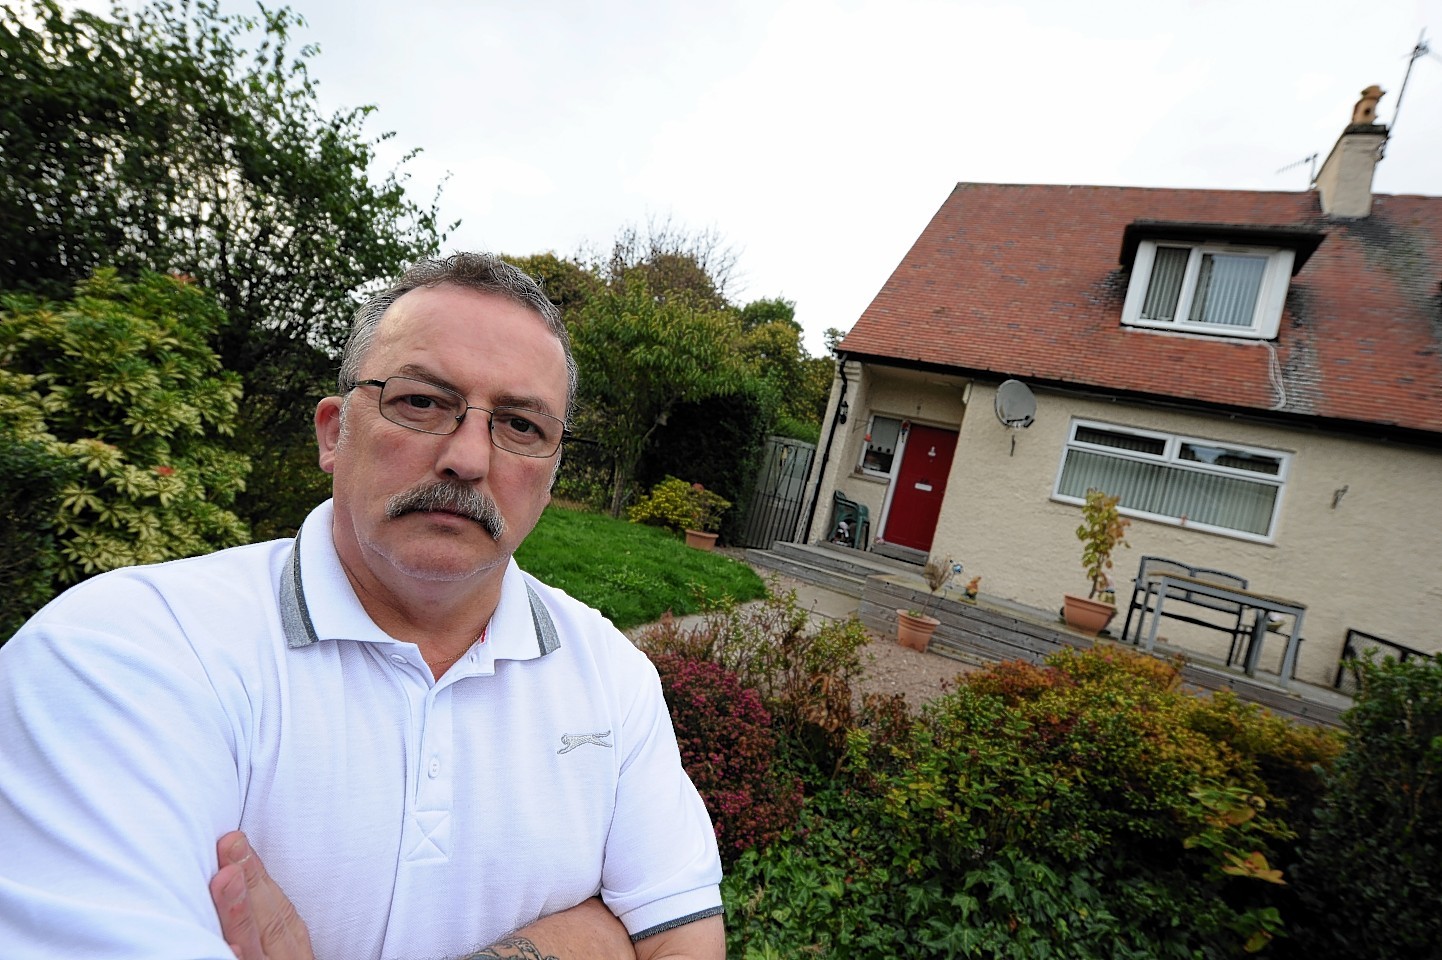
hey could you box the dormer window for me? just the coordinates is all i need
[1121,240,1293,339]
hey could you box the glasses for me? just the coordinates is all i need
[347,377,567,458]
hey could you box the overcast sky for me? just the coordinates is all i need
[75,0,1442,353]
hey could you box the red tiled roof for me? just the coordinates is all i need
[839,183,1442,436]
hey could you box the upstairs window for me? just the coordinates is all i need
[1054,420,1289,541]
[1122,240,1293,339]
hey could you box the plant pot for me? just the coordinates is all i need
[1062,594,1116,637]
[684,529,719,551]
[896,609,940,652]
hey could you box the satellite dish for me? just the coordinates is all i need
[995,380,1036,429]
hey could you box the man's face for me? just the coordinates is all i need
[316,284,568,593]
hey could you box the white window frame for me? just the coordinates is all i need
[857,414,904,479]
[1121,240,1294,339]
[1052,420,1290,542]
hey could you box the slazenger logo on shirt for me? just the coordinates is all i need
[557,731,613,754]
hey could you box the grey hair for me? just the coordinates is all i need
[336,253,578,419]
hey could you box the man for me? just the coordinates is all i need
[0,254,725,959]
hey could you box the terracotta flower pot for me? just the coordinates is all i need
[1062,594,1117,637]
[684,529,719,551]
[896,609,940,652]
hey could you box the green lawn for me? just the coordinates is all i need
[514,504,767,630]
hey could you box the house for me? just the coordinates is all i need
[803,93,1442,689]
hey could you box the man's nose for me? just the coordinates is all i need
[435,411,493,480]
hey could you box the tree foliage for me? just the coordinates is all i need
[570,277,751,515]
[538,226,830,516]
[0,270,250,600]
[0,0,446,534]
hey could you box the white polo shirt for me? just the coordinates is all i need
[0,500,722,959]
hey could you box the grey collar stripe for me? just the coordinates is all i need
[281,528,321,649]
[527,582,561,656]
[279,533,561,658]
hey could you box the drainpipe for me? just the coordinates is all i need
[801,354,849,543]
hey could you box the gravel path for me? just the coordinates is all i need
[851,630,977,710]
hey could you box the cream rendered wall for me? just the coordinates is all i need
[930,383,1442,687]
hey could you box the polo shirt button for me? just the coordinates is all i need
[428,757,441,778]
[389,654,406,665]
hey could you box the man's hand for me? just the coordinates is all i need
[209,831,314,960]
[209,831,638,959]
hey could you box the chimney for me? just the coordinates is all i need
[1315,85,1386,218]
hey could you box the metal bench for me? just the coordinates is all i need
[1120,556,1251,661]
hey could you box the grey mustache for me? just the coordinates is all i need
[385,481,506,541]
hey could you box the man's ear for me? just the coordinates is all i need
[315,397,343,475]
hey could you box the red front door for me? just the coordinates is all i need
[882,424,958,552]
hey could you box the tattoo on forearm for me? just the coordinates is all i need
[467,937,560,960]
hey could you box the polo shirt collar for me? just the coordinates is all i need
[280,500,559,661]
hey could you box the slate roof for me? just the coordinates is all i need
[838,183,1442,439]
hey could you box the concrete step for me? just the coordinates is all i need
[758,541,919,579]
[745,547,871,598]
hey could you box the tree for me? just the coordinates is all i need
[570,279,750,516]
[601,220,738,311]
[504,252,605,320]
[0,270,250,608]
[736,298,831,437]
[0,0,446,534]
[516,226,829,512]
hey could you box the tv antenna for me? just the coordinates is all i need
[1276,152,1319,188]
[1383,30,1435,158]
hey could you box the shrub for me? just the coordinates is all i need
[828,646,1304,956]
[0,271,250,595]
[635,584,876,773]
[1184,689,1341,819]
[1287,654,1442,959]
[626,475,731,534]
[0,427,78,637]
[651,653,802,863]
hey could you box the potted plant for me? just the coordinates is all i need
[681,482,731,551]
[627,477,732,551]
[1062,488,1130,636]
[897,556,959,651]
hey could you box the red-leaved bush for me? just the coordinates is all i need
[651,652,803,862]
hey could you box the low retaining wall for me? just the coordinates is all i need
[859,574,1346,728]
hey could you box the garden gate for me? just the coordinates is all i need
[737,436,815,548]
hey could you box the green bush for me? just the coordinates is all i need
[722,646,1331,957]
[0,427,78,637]
[0,270,250,592]
[626,475,731,534]
[1287,654,1442,959]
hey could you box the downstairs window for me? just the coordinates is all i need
[1054,421,1289,540]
